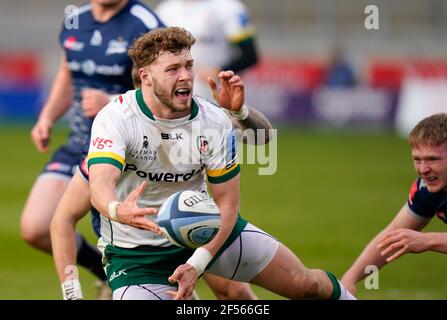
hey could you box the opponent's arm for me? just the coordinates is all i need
[208,71,273,144]
[50,172,91,300]
[341,205,430,294]
[31,55,72,152]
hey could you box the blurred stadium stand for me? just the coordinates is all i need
[1,0,447,132]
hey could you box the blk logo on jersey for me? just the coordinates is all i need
[92,137,113,150]
[161,133,184,140]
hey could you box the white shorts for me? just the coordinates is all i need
[112,223,279,300]
[207,223,279,282]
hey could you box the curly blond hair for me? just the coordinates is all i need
[128,27,196,69]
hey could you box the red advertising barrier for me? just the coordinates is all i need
[0,53,42,118]
[369,60,447,90]
[0,54,40,88]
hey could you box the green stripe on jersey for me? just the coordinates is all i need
[88,157,123,171]
[207,164,240,184]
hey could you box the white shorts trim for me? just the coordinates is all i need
[113,284,177,300]
[37,172,73,182]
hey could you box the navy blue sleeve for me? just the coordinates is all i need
[407,178,440,218]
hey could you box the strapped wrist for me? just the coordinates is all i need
[61,279,83,300]
[229,104,249,121]
[108,201,121,222]
[186,247,213,276]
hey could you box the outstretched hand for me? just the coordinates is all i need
[167,263,199,300]
[116,181,160,233]
[377,228,428,262]
[207,70,244,112]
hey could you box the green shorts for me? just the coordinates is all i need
[104,215,248,291]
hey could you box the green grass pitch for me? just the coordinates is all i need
[0,124,445,299]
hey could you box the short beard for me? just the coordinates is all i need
[153,78,190,114]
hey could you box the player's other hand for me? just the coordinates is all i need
[31,118,53,153]
[208,70,244,112]
[116,181,160,233]
[81,88,111,118]
[168,263,199,300]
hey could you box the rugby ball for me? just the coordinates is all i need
[157,190,221,248]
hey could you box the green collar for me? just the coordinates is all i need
[136,88,199,121]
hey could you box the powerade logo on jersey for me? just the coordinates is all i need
[124,163,204,182]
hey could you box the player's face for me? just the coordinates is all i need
[150,49,195,113]
[412,143,447,192]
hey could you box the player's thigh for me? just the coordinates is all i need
[207,223,279,282]
[21,174,71,233]
[250,243,309,294]
[22,143,81,232]
[113,284,177,300]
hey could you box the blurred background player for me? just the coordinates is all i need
[20,0,165,297]
[155,0,258,100]
[341,113,447,296]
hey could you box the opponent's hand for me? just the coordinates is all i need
[116,181,160,233]
[168,263,199,300]
[377,228,429,262]
[207,70,244,112]
[81,88,111,118]
[31,118,53,152]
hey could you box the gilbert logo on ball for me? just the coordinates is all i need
[157,190,221,248]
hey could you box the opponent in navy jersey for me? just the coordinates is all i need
[21,0,164,300]
[407,178,447,223]
[60,0,164,152]
[342,113,447,296]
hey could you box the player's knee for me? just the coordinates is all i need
[215,282,256,300]
[290,273,321,299]
[20,218,50,249]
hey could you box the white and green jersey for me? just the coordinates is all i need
[88,89,240,248]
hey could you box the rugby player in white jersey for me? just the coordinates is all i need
[86,27,355,300]
[156,0,258,100]
[51,67,271,300]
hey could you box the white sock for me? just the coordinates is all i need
[338,280,357,300]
